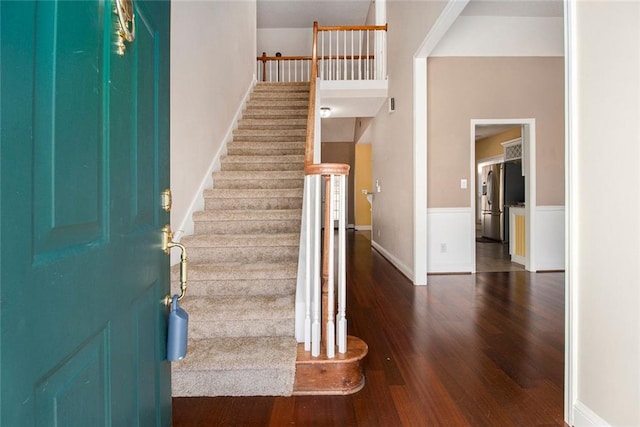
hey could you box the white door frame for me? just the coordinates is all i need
[470,119,537,272]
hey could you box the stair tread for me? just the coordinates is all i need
[204,188,302,198]
[222,155,305,163]
[185,262,298,280]
[214,170,304,177]
[173,336,297,372]
[194,209,301,221]
[183,294,295,320]
[183,233,299,247]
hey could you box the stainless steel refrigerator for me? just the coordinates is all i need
[481,164,503,241]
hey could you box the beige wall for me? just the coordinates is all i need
[571,2,640,425]
[354,144,372,227]
[171,1,256,235]
[370,1,446,268]
[428,57,565,208]
[321,142,355,225]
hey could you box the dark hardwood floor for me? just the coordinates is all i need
[173,231,565,426]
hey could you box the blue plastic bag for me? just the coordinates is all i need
[167,295,188,361]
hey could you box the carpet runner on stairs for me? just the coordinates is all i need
[171,82,309,396]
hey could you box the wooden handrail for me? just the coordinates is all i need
[304,21,319,168]
[257,54,313,62]
[317,24,388,32]
[258,54,376,61]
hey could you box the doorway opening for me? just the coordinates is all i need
[471,119,536,272]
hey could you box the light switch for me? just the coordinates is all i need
[460,179,468,189]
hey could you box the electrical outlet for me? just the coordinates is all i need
[460,179,467,189]
[440,243,447,253]
[377,229,381,238]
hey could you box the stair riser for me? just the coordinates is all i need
[187,246,299,264]
[250,95,309,102]
[233,130,306,139]
[233,135,305,143]
[227,150,305,157]
[204,197,302,210]
[221,164,304,172]
[172,279,295,298]
[253,82,309,89]
[237,124,306,131]
[246,101,309,109]
[227,141,305,148]
[194,220,301,235]
[189,319,294,340]
[243,111,308,119]
[172,369,295,397]
[212,179,304,190]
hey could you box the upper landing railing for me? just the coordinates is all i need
[257,23,388,83]
[295,21,351,359]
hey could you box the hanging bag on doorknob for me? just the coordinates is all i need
[167,295,188,361]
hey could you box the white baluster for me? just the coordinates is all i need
[321,33,325,80]
[304,176,312,351]
[312,174,321,357]
[358,30,362,80]
[351,30,354,80]
[326,174,336,358]
[343,30,347,80]
[366,30,370,79]
[337,174,347,353]
[329,31,332,80]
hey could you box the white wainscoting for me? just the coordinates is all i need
[427,207,474,273]
[535,205,565,271]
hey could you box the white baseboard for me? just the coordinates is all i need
[355,225,372,231]
[371,240,415,282]
[171,80,255,265]
[174,79,255,241]
[573,400,611,427]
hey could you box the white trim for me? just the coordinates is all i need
[470,118,537,273]
[415,0,470,58]
[371,240,415,282]
[477,154,504,166]
[415,0,469,286]
[172,80,255,247]
[413,57,427,285]
[564,0,577,424]
[573,401,611,427]
[355,225,372,231]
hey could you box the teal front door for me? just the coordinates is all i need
[1,1,172,425]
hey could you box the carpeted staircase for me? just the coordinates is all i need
[171,82,310,396]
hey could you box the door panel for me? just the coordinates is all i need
[1,1,172,425]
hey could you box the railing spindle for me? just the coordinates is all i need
[292,21,386,361]
[337,174,347,353]
[324,174,336,359]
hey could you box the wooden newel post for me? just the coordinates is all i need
[260,52,267,82]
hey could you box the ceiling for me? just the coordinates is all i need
[257,0,563,29]
[257,0,372,28]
